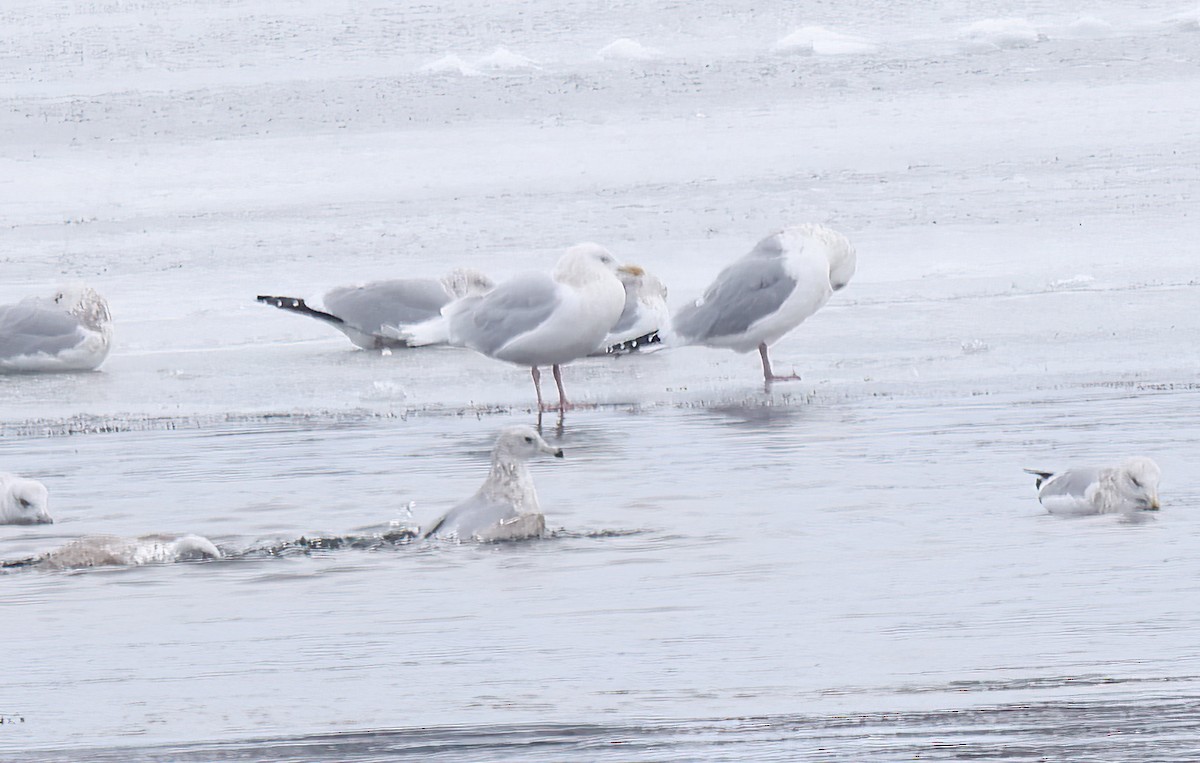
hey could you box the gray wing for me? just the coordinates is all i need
[323,280,451,334]
[673,238,796,342]
[608,288,643,336]
[1039,468,1101,500]
[424,493,519,539]
[0,301,85,359]
[447,272,560,356]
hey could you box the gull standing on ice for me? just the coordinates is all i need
[599,263,670,355]
[0,473,52,525]
[257,269,493,350]
[671,224,856,384]
[401,244,632,411]
[1024,457,1162,515]
[424,425,563,542]
[0,286,113,373]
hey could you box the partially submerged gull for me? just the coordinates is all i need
[424,425,563,542]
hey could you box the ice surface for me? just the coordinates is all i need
[2,0,1200,758]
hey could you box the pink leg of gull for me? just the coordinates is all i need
[530,366,547,411]
[552,364,573,411]
[760,342,802,385]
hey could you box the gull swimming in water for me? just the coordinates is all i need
[0,286,113,372]
[1024,457,1162,515]
[399,244,632,411]
[671,223,856,384]
[424,425,563,542]
[0,473,52,525]
[257,269,493,350]
[599,263,670,355]
[26,534,221,570]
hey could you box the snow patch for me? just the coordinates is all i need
[361,380,408,402]
[475,46,541,71]
[1065,16,1115,38]
[960,339,990,355]
[959,18,1044,49]
[1048,274,1095,290]
[773,26,878,55]
[419,54,481,76]
[597,38,664,61]
[1167,6,1200,31]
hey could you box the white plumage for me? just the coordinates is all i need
[1025,457,1162,515]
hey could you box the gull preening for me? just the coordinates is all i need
[600,263,670,355]
[257,269,493,350]
[0,473,52,525]
[424,425,563,542]
[1024,457,1162,515]
[400,244,632,411]
[0,286,113,373]
[671,224,856,384]
[32,534,221,570]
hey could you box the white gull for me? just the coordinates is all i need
[670,223,856,385]
[257,268,493,350]
[424,425,563,542]
[399,244,632,411]
[0,286,113,373]
[599,263,670,355]
[0,473,52,525]
[35,534,221,570]
[1024,457,1162,515]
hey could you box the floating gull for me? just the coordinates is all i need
[0,286,113,373]
[399,244,631,411]
[1024,457,1162,515]
[599,263,669,355]
[257,269,493,350]
[25,534,221,570]
[0,473,52,525]
[425,425,563,542]
[671,223,856,385]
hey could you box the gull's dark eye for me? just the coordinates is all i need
[524,436,534,443]
[1131,478,1141,488]
[18,498,31,508]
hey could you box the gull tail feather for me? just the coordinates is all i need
[381,316,450,347]
[1023,468,1054,489]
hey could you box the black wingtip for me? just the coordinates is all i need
[553,449,564,459]
[1023,468,1054,489]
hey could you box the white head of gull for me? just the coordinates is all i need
[670,223,856,385]
[424,425,564,542]
[0,285,113,373]
[412,243,631,411]
[1024,457,1162,515]
[0,473,52,525]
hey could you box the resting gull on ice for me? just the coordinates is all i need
[24,534,221,570]
[257,269,493,350]
[0,473,52,525]
[0,286,113,372]
[671,224,856,384]
[424,425,563,542]
[1024,457,1162,515]
[598,263,670,355]
[398,244,632,411]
